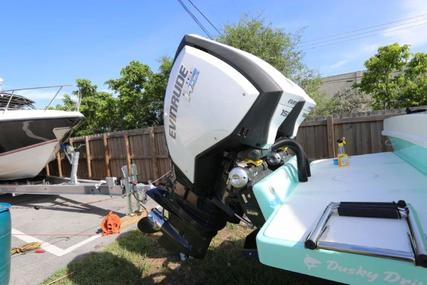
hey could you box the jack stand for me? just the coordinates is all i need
[62,144,81,184]
[121,164,153,215]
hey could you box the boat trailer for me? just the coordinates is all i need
[0,145,152,215]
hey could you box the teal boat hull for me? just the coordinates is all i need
[389,137,427,176]
[255,147,427,284]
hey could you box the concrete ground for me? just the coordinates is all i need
[1,193,154,285]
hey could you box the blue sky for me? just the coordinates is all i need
[1,0,426,106]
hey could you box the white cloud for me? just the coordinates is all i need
[381,0,427,47]
[320,1,427,75]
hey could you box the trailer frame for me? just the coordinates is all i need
[0,175,122,196]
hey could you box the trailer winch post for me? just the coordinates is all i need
[121,164,150,215]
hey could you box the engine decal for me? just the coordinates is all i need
[183,67,200,102]
[168,64,200,139]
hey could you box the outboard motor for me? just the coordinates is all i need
[138,34,315,258]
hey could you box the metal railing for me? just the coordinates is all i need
[0,84,76,114]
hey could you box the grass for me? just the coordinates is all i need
[41,224,330,285]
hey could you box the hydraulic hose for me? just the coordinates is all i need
[272,138,310,182]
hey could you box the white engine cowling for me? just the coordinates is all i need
[163,34,315,191]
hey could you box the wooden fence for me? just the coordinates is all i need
[45,126,170,182]
[46,108,414,182]
[296,114,393,160]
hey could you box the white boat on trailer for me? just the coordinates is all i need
[0,86,124,197]
[0,86,83,180]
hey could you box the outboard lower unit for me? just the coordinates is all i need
[138,34,315,258]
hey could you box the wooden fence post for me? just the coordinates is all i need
[326,116,336,158]
[85,136,92,178]
[56,152,63,177]
[149,127,159,180]
[103,133,111,177]
[123,133,132,172]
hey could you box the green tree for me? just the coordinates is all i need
[307,91,335,118]
[218,16,323,114]
[54,58,172,135]
[53,79,118,135]
[51,94,76,111]
[358,43,427,110]
[76,79,118,135]
[400,52,427,107]
[330,88,372,114]
[218,16,305,80]
[106,58,172,130]
[298,75,336,118]
[142,57,173,126]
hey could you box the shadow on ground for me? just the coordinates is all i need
[67,251,143,285]
[56,230,341,285]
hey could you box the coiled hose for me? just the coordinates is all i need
[272,137,311,182]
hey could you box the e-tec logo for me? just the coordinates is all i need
[168,65,200,139]
[183,67,200,102]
